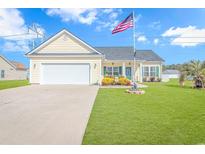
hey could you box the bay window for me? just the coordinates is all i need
[150,66,156,77]
[143,66,160,77]
[143,67,149,77]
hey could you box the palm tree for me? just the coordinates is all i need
[188,60,205,88]
[178,60,205,88]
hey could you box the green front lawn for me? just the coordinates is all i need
[83,79,205,144]
[0,80,29,90]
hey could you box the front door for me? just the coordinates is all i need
[126,67,132,80]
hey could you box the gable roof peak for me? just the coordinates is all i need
[0,55,21,70]
[26,28,102,56]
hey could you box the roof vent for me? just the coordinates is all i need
[63,34,69,41]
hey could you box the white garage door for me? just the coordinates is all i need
[41,63,90,85]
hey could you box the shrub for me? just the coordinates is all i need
[102,77,115,85]
[102,76,131,86]
[118,77,131,86]
[157,78,161,82]
[150,77,156,82]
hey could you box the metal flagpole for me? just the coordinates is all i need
[133,11,136,82]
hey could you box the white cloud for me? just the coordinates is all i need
[96,20,119,32]
[109,12,118,20]
[46,8,98,25]
[153,38,159,45]
[45,8,123,32]
[134,14,142,24]
[148,21,161,30]
[0,9,25,36]
[0,9,45,52]
[3,41,29,52]
[102,9,114,14]
[96,9,122,32]
[162,26,205,47]
[137,35,147,42]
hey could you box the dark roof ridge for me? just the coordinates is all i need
[95,47,154,51]
[95,46,132,48]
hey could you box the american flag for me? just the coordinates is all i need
[112,13,134,34]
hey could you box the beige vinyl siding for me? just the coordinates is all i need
[37,33,92,53]
[0,57,27,80]
[30,57,102,84]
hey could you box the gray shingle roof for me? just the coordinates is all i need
[95,47,134,60]
[95,47,164,61]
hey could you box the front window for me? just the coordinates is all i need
[143,67,149,77]
[150,66,156,77]
[1,70,5,78]
[143,66,159,77]
[113,67,119,76]
[106,67,112,76]
[104,66,122,77]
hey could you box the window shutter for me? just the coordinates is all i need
[119,66,122,76]
[156,66,159,77]
[142,67,144,77]
[104,66,106,76]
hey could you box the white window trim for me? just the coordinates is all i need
[105,66,122,76]
[150,66,156,77]
[143,66,149,77]
[1,70,5,79]
[113,67,120,76]
[142,65,160,78]
[106,67,113,76]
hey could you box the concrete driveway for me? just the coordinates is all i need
[0,85,98,144]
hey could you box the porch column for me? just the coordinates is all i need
[159,63,162,78]
[122,62,126,77]
[139,62,143,83]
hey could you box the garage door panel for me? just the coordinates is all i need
[41,63,90,84]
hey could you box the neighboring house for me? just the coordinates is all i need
[161,69,180,82]
[0,55,28,80]
[162,69,180,79]
[26,29,164,85]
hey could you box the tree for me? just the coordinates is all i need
[178,60,205,88]
[179,72,186,87]
[188,60,205,88]
[178,63,190,87]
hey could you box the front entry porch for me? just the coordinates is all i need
[102,61,162,83]
[102,61,142,82]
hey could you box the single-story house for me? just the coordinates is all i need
[0,55,28,80]
[26,29,164,85]
[162,69,180,79]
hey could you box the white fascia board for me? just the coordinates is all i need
[26,29,102,56]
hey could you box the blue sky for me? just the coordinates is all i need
[1,8,205,67]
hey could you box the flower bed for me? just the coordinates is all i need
[102,76,131,86]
